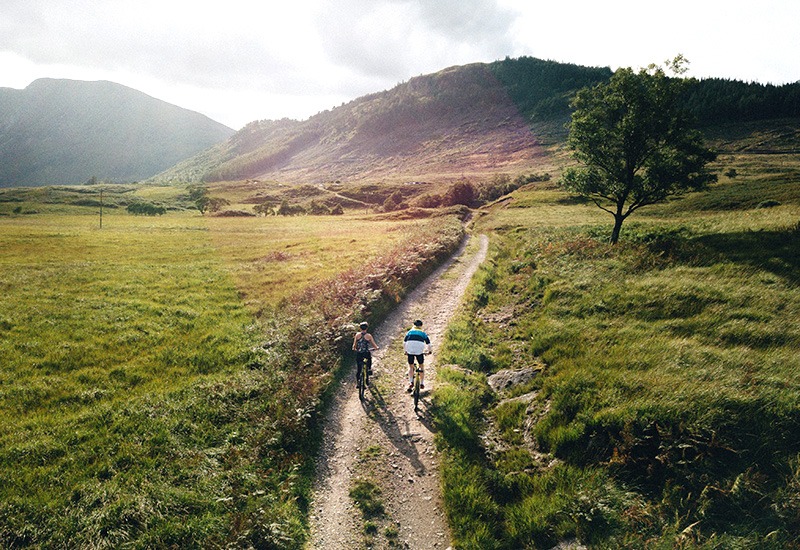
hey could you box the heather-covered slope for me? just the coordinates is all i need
[154,62,577,185]
[154,56,800,187]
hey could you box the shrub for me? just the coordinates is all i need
[126,202,166,216]
[442,181,477,207]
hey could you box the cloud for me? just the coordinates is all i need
[315,0,518,82]
[1,0,798,128]
[7,5,319,88]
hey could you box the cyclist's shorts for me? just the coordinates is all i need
[406,353,424,365]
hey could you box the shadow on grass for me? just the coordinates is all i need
[697,226,800,284]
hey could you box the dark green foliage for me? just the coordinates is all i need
[490,56,800,127]
[382,190,408,212]
[562,62,717,243]
[442,181,477,207]
[479,172,551,204]
[684,78,800,126]
[276,199,306,216]
[126,202,166,216]
[307,200,330,215]
[490,56,613,121]
[186,185,210,213]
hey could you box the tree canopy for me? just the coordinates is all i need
[561,58,717,243]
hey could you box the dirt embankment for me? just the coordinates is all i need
[307,233,489,549]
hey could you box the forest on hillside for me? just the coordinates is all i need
[490,56,800,125]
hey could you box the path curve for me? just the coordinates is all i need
[308,233,489,549]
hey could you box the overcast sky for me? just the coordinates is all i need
[1,0,798,129]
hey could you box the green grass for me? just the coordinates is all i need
[350,479,386,518]
[204,211,444,308]
[0,212,251,417]
[435,164,800,548]
[0,196,465,548]
[0,211,278,547]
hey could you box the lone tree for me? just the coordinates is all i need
[561,57,717,243]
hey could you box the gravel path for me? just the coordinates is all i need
[307,233,489,549]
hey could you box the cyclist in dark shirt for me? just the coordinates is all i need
[353,322,379,387]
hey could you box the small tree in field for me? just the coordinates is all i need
[561,57,717,243]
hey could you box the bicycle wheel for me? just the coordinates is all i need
[413,373,420,411]
[358,364,366,400]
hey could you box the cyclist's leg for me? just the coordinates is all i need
[417,353,425,388]
[365,354,372,384]
[406,354,414,390]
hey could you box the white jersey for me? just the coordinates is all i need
[403,328,430,355]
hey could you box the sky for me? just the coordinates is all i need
[1,0,798,130]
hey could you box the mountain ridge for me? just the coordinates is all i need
[0,78,234,187]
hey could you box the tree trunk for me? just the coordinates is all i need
[610,215,624,244]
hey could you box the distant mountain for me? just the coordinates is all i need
[0,79,234,187]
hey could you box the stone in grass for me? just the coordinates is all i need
[487,367,540,393]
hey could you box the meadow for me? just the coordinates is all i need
[1,117,798,548]
[434,151,800,548]
[0,192,464,548]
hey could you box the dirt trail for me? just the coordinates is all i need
[307,233,489,549]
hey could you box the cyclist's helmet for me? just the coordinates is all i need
[359,322,369,330]
[413,319,423,327]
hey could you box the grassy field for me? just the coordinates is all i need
[434,140,800,548]
[2,117,798,547]
[0,195,464,548]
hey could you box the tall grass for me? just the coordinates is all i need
[435,176,800,548]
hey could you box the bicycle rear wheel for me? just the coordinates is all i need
[359,365,366,400]
[413,375,420,411]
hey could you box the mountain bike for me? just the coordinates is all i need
[356,352,373,401]
[412,364,423,411]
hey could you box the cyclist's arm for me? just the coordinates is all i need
[366,333,379,350]
[352,333,359,351]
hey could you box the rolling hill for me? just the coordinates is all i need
[0,79,234,187]
[153,57,800,187]
[153,60,614,185]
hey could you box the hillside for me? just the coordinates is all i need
[0,79,234,187]
[153,57,800,188]
[154,60,611,185]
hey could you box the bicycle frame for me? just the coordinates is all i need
[413,364,423,411]
[357,353,371,400]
